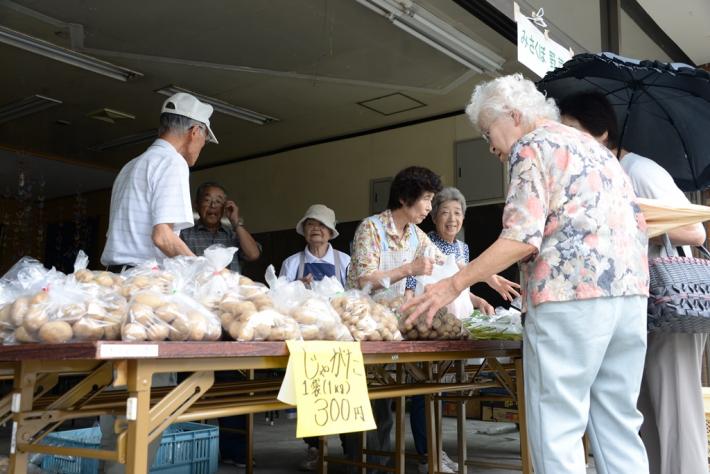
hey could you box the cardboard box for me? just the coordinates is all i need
[482,406,519,423]
[442,400,481,419]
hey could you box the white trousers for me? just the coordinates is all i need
[638,332,709,474]
[524,295,649,474]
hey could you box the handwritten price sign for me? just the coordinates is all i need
[278,341,376,437]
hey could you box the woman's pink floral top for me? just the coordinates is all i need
[500,120,649,307]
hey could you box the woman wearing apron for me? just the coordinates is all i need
[280,204,354,470]
[349,166,448,472]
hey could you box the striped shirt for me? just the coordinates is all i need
[180,220,246,273]
[101,139,193,266]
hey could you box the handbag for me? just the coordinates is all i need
[647,234,710,333]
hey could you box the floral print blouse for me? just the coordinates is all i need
[501,120,649,307]
[347,209,444,290]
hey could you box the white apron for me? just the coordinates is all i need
[368,216,419,297]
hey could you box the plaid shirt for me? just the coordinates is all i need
[180,220,244,272]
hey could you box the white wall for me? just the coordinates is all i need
[190,114,482,233]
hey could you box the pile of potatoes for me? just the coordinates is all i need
[330,293,403,341]
[218,288,300,341]
[398,305,467,340]
[122,290,221,342]
[194,269,242,312]
[290,297,353,341]
[0,291,125,344]
[73,269,124,292]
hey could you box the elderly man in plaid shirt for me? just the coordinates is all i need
[180,181,261,272]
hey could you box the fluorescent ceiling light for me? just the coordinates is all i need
[0,26,142,82]
[355,0,504,73]
[0,94,62,124]
[155,85,279,126]
[90,129,158,152]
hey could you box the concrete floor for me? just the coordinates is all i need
[0,413,597,473]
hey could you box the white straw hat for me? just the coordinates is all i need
[296,204,339,240]
[161,92,218,143]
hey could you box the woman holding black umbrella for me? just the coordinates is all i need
[559,91,707,474]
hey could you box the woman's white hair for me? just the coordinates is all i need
[465,73,559,131]
[432,187,466,219]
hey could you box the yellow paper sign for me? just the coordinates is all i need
[280,340,376,438]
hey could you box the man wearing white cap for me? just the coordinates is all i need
[98,93,216,473]
[101,92,218,269]
[280,204,352,470]
[280,204,350,287]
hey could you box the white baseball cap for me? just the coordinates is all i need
[296,204,339,240]
[161,92,218,144]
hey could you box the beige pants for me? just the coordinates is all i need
[638,332,709,474]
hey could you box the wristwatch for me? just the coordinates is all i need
[236,217,245,227]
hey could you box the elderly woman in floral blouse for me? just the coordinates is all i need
[404,74,650,474]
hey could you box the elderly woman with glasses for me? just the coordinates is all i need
[404,74,650,474]
[428,187,520,315]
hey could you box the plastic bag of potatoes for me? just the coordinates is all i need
[191,246,241,312]
[265,266,353,341]
[218,293,301,342]
[71,250,124,293]
[329,290,403,341]
[122,290,221,342]
[1,281,126,344]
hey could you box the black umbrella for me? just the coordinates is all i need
[537,52,710,191]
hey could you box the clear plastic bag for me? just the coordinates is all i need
[120,256,222,342]
[330,289,403,341]
[397,305,467,340]
[416,254,473,319]
[462,308,522,341]
[192,245,240,312]
[266,266,353,341]
[223,308,302,342]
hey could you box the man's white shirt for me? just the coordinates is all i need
[101,139,193,266]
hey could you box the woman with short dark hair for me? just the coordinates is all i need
[348,166,445,296]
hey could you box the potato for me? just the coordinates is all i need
[227,320,243,340]
[96,272,115,287]
[219,312,235,327]
[0,304,10,324]
[31,292,49,305]
[205,321,222,341]
[15,326,38,343]
[104,323,121,340]
[145,322,169,341]
[300,325,320,340]
[169,317,191,341]
[253,322,272,341]
[11,297,30,326]
[73,318,104,340]
[122,322,147,341]
[62,303,87,322]
[130,276,151,288]
[221,300,256,317]
[239,276,254,286]
[129,303,155,325]
[74,269,94,283]
[269,326,286,341]
[154,303,181,323]
[187,312,208,341]
[237,324,255,341]
[133,291,165,309]
[291,309,318,325]
[39,321,73,343]
[23,306,49,332]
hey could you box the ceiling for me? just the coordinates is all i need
[0,0,518,196]
[638,0,710,65]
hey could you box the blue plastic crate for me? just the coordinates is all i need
[40,422,219,474]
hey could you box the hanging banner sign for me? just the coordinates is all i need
[278,340,376,438]
[514,3,573,78]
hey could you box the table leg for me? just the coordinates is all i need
[394,365,405,474]
[514,357,531,474]
[125,360,152,474]
[456,360,467,474]
[9,361,35,474]
[425,394,438,474]
[247,369,254,474]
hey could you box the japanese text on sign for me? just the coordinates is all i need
[278,341,376,438]
[514,3,572,78]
